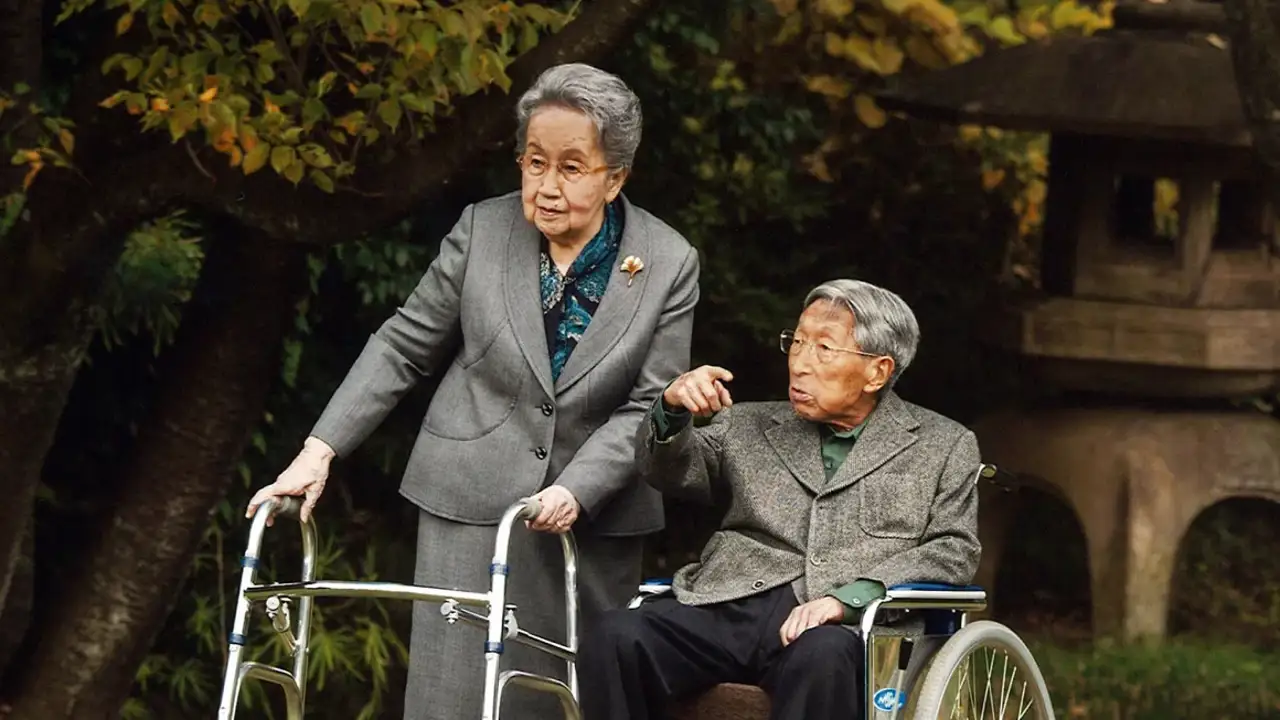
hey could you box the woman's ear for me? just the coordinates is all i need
[604,168,629,203]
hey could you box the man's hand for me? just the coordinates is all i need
[779,597,846,646]
[527,486,580,534]
[663,365,734,417]
[245,437,335,525]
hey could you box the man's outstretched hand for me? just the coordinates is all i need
[663,365,734,417]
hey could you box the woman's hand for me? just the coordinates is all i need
[526,486,580,534]
[663,365,734,417]
[245,437,335,525]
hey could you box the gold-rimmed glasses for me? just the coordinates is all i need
[517,154,610,185]
[779,329,881,364]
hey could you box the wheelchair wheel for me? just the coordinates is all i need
[909,620,1054,720]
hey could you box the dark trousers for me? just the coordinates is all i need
[578,585,865,720]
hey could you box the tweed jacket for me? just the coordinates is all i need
[310,191,700,536]
[637,393,981,605]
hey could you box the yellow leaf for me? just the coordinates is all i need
[264,99,281,114]
[229,145,243,167]
[768,0,799,13]
[57,129,74,155]
[283,159,304,184]
[22,160,42,190]
[858,14,888,35]
[872,37,905,75]
[843,34,881,73]
[816,0,854,18]
[1026,178,1047,204]
[958,124,983,142]
[803,74,852,99]
[270,145,297,175]
[982,168,1006,190]
[199,86,218,103]
[162,2,180,27]
[151,97,170,113]
[310,169,335,193]
[115,12,134,35]
[906,0,961,35]
[853,94,888,129]
[22,150,40,163]
[987,16,1025,44]
[242,142,270,174]
[904,35,948,69]
[240,126,259,152]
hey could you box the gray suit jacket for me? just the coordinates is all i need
[311,191,700,536]
[638,392,981,604]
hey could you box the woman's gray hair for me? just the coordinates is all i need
[515,63,642,171]
[804,279,921,391]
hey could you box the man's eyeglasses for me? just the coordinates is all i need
[779,329,880,364]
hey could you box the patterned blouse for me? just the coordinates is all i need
[539,200,624,381]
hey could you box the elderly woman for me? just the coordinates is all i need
[245,63,700,719]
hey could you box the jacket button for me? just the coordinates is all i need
[541,403,554,417]
[534,447,548,460]
[810,556,823,566]
[752,580,765,589]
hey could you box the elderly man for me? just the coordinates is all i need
[577,279,981,720]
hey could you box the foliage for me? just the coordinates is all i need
[95,211,206,354]
[0,85,77,236]
[1031,638,1280,719]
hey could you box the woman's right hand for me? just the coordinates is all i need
[663,365,734,417]
[245,437,336,525]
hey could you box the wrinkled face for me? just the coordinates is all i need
[519,105,627,247]
[786,300,894,428]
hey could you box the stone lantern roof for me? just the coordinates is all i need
[876,1,1253,146]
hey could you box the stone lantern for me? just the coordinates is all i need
[877,0,1280,641]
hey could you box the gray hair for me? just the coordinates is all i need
[515,63,642,171]
[803,279,920,391]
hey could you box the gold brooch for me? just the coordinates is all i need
[620,255,645,286]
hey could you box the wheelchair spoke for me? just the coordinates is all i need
[927,644,1044,720]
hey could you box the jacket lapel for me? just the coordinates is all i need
[554,194,652,395]
[503,210,555,399]
[821,391,920,497]
[765,408,826,495]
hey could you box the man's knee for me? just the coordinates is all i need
[581,607,651,660]
[783,626,862,674]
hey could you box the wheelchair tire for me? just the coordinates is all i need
[908,620,1054,720]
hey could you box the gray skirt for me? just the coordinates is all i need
[404,510,645,720]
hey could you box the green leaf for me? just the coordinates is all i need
[302,97,326,127]
[399,93,432,114]
[256,61,275,84]
[298,143,333,168]
[310,169,335,193]
[286,0,309,18]
[284,160,304,184]
[280,126,304,144]
[270,145,297,175]
[360,3,385,35]
[120,57,144,80]
[377,98,402,131]
[417,25,438,56]
[353,83,383,100]
[242,141,270,174]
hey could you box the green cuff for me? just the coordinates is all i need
[651,385,690,442]
[828,579,887,624]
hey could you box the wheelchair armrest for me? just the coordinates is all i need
[881,583,987,610]
[628,578,674,609]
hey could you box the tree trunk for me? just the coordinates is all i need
[1223,0,1280,208]
[6,221,309,720]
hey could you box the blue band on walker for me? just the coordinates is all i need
[489,563,509,576]
[485,641,504,654]
[229,633,247,646]
[240,556,258,569]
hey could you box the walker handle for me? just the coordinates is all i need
[517,497,543,520]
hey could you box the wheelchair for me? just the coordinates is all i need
[218,464,1053,720]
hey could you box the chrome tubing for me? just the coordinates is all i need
[220,495,581,720]
[217,496,315,720]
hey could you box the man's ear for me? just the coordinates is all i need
[863,356,894,393]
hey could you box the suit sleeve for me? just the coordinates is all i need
[860,430,982,589]
[552,245,701,516]
[308,204,475,458]
[633,399,730,506]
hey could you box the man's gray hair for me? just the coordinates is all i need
[515,63,643,171]
[804,279,921,391]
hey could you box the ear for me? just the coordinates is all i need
[862,356,895,394]
[604,168,629,203]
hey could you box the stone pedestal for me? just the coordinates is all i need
[973,407,1280,640]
